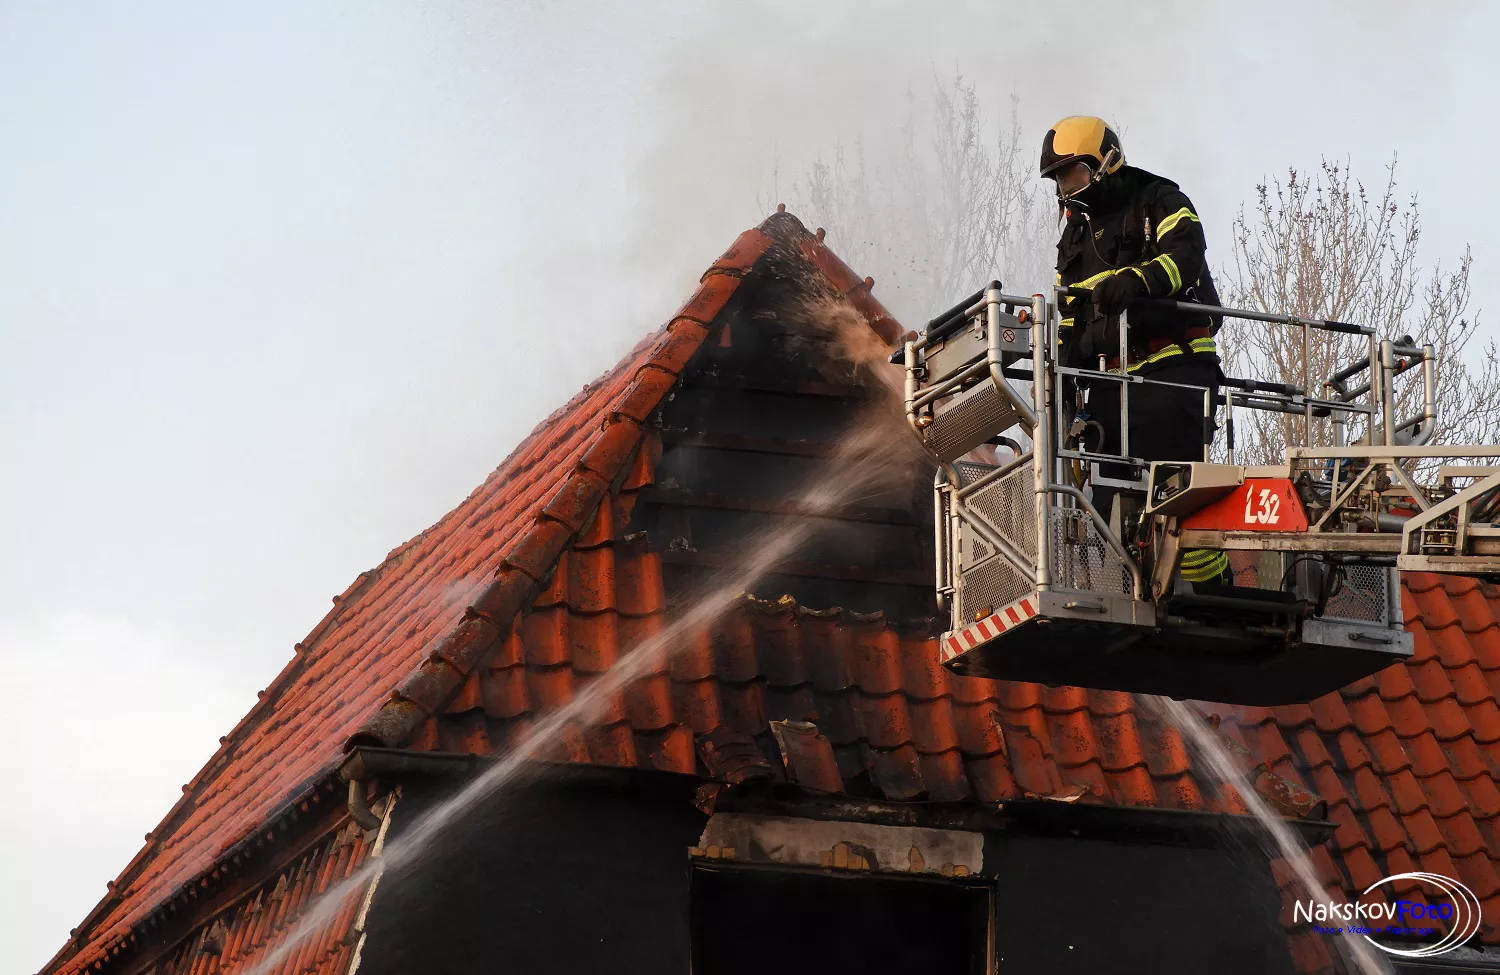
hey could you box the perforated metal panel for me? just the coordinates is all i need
[1323,564,1392,624]
[1049,508,1133,597]
[1227,550,1287,590]
[954,463,1036,623]
[924,381,1025,463]
[1226,552,1394,626]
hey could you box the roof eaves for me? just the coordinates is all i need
[44,768,345,975]
[47,565,393,971]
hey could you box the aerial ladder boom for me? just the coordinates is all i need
[901,282,1497,705]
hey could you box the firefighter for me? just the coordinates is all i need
[1041,116,1230,587]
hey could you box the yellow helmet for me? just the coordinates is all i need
[1039,116,1124,178]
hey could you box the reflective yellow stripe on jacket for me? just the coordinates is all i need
[1156,206,1200,240]
[1105,335,1217,374]
[1151,254,1182,292]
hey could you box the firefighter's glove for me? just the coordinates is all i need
[1093,270,1146,317]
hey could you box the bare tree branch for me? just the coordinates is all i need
[1222,157,1496,469]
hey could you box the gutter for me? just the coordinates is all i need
[339,746,703,790]
[341,746,484,782]
[341,748,484,830]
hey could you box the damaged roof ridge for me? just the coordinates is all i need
[349,210,911,754]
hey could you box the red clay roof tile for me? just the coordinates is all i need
[1470,628,1500,671]
[1086,688,1135,717]
[852,628,904,695]
[1345,691,1393,736]
[918,750,972,801]
[1406,808,1448,854]
[755,617,810,688]
[1340,841,1386,893]
[1437,811,1487,858]
[851,692,914,750]
[803,622,856,692]
[997,680,1042,712]
[667,625,715,683]
[1375,659,1421,700]
[1470,699,1500,742]
[521,606,572,668]
[1386,768,1434,816]
[1041,684,1090,714]
[673,269,747,326]
[1331,728,1370,771]
[1002,726,1057,796]
[869,744,925,799]
[567,546,617,614]
[900,640,953,701]
[1416,695,1473,740]
[565,612,619,675]
[445,669,485,714]
[1356,762,1398,810]
[1247,721,1297,770]
[810,688,861,746]
[832,743,869,783]
[1452,584,1500,628]
[764,683,818,725]
[1419,768,1471,819]
[908,697,961,755]
[1409,625,1440,664]
[950,673,1000,706]
[718,680,768,736]
[1293,728,1334,771]
[480,665,529,719]
[1154,775,1205,811]
[1142,724,1193,779]
[1308,767,1350,814]
[1464,772,1500,819]
[1099,764,1156,806]
[1454,850,1500,902]
[771,720,844,793]
[1308,693,1356,734]
[1047,708,1100,769]
[671,677,722,736]
[952,701,1006,758]
[964,753,1019,802]
[623,672,676,732]
[1092,711,1147,773]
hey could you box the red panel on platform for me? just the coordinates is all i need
[1182,478,1310,533]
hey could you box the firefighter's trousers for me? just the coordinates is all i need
[1084,356,1231,585]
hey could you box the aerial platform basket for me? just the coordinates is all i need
[905,283,1500,705]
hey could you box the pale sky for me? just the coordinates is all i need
[2,2,1494,971]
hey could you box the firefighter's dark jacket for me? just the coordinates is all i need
[1055,165,1222,372]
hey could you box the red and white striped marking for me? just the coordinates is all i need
[941,594,1039,661]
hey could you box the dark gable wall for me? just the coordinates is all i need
[357,768,709,975]
[358,768,1296,975]
[987,834,1297,974]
